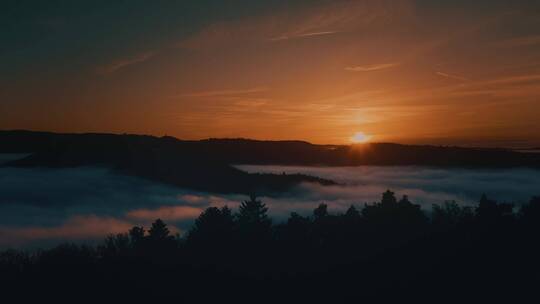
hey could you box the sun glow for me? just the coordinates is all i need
[351,132,371,143]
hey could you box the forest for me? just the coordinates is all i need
[1,190,539,301]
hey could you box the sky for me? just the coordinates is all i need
[1,0,540,147]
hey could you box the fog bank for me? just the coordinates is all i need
[1,165,539,248]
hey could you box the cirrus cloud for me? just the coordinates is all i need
[345,63,399,72]
[96,51,156,75]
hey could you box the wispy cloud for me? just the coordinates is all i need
[497,35,540,48]
[175,87,269,98]
[477,74,540,86]
[345,63,399,72]
[436,71,469,82]
[270,31,339,41]
[446,73,540,94]
[179,0,414,50]
[447,74,540,98]
[96,51,155,75]
[233,99,269,107]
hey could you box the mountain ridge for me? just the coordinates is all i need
[1,130,539,168]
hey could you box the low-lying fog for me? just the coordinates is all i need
[1,161,539,248]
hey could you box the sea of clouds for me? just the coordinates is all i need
[1,158,539,248]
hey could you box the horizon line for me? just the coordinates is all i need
[1,129,538,151]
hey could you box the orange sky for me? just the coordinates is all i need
[1,0,540,147]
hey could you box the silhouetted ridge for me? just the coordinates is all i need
[0,131,334,195]
[2,130,539,168]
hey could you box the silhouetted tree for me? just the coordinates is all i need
[312,203,341,247]
[398,195,412,206]
[397,195,428,226]
[38,244,96,269]
[344,205,360,218]
[381,190,398,206]
[0,250,31,274]
[339,205,364,246]
[276,212,312,248]
[145,219,177,258]
[99,233,130,258]
[126,226,146,255]
[236,195,272,243]
[148,219,171,241]
[363,191,427,229]
[187,206,235,248]
[432,201,474,227]
[129,226,145,243]
[476,194,514,225]
[313,203,329,221]
[519,196,540,227]
[362,190,398,224]
[342,205,363,231]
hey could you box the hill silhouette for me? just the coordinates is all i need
[2,130,539,167]
[0,130,335,195]
[1,130,539,194]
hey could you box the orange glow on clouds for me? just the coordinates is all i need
[0,216,133,247]
[126,206,203,221]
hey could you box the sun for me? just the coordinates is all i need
[350,132,371,143]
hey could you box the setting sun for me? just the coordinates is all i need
[351,132,371,143]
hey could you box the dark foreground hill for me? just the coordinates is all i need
[1,192,539,302]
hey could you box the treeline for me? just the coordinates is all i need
[1,191,539,301]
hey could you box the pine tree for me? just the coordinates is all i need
[148,219,171,241]
[313,203,329,220]
[237,195,272,242]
